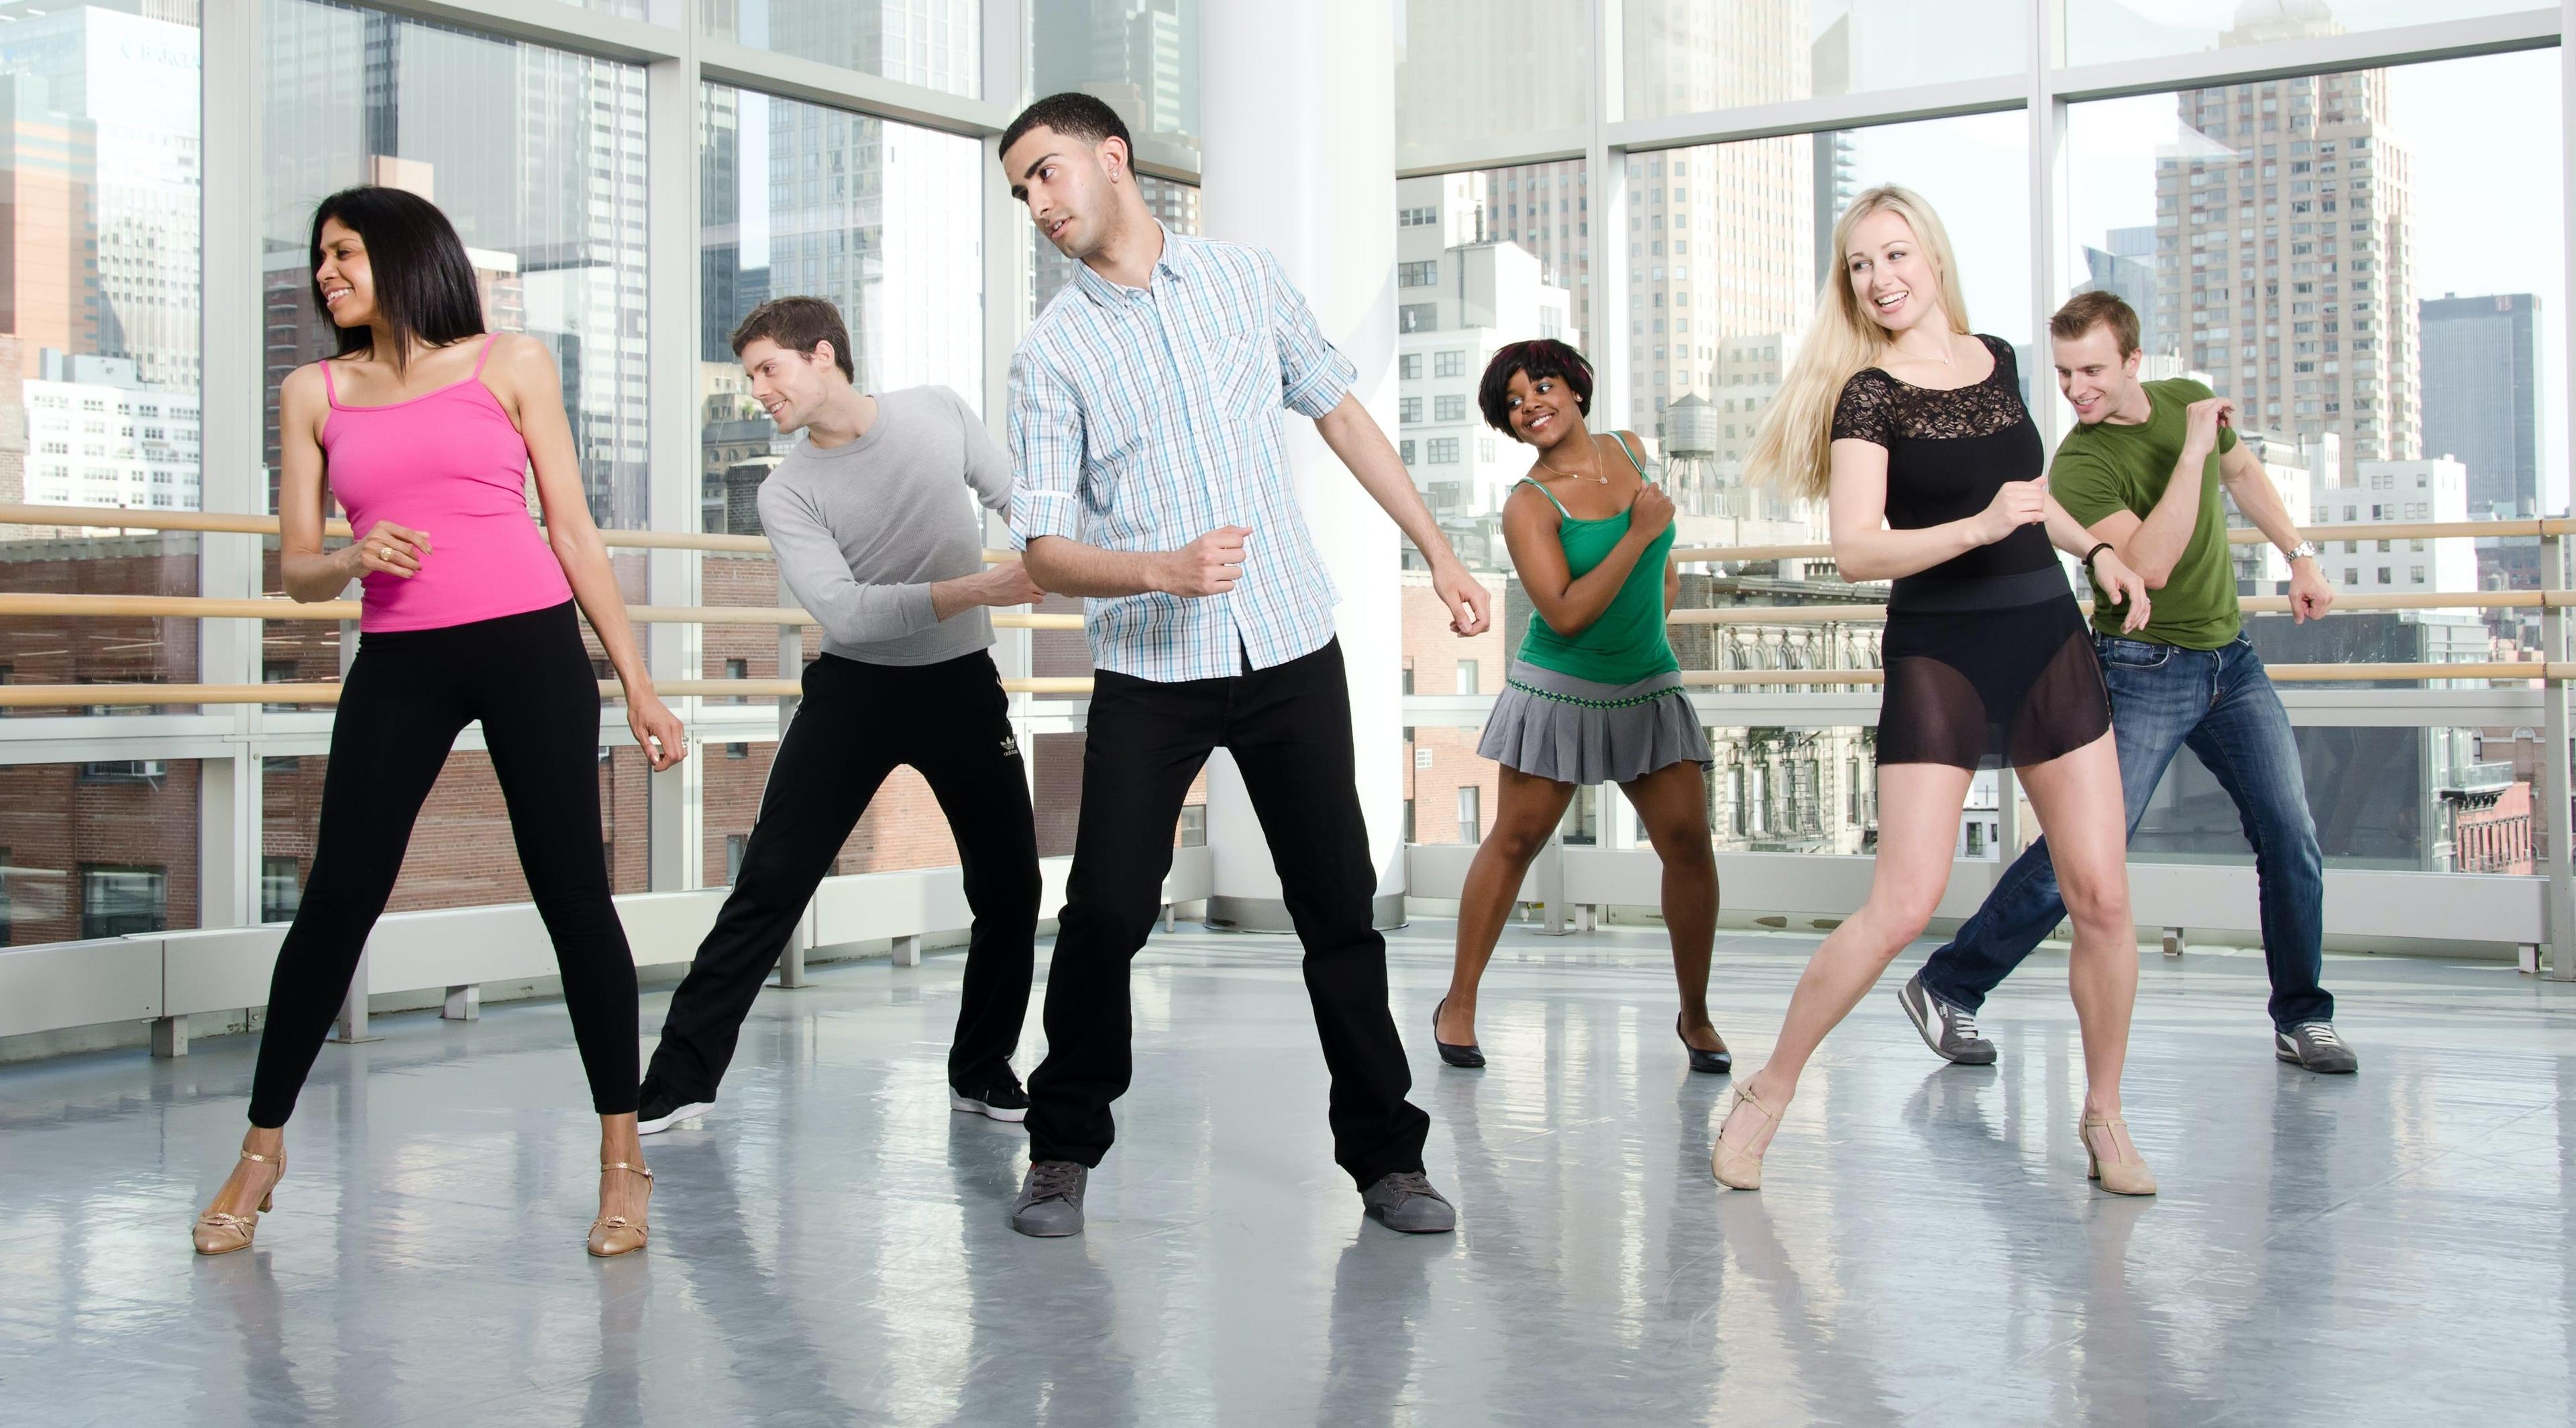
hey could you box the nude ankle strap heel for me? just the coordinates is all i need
[587,1161,654,1258]
[2080,1117,2158,1196]
[192,1149,285,1256]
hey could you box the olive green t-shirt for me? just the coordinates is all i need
[2049,378,2241,650]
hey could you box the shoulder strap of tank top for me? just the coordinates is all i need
[1611,430,1650,480]
[1515,477,1574,519]
[470,333,499,378]
[319,356,340,405]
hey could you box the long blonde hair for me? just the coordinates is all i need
[1745,185,1973,501]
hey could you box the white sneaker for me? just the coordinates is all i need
[636,1097,713,1135]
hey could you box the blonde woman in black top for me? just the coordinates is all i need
[1713,186,2161,1196]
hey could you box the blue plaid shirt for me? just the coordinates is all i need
[1008,224,1356,683]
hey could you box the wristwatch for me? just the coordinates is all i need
[2286,540,2319,564]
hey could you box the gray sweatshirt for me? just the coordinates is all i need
[756,385,1012,667]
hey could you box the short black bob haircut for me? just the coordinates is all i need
[1478,339,1594,439]
[1000,92,1134,163]
[307,186,486,376]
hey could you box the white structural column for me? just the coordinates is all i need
[1197,0,1405,929]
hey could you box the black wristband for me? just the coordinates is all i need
[2083,542,2114,572]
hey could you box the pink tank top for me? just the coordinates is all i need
[320,336,575,633]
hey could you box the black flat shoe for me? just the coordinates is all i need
[1678,1014,1732,1075]
[1434,997,1485,1069]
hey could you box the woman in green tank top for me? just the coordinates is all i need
[1434,340,1729,1075]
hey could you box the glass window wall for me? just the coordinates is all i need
[0,3,205,701]
[705,1,980,99]
[1622,0,2026,121]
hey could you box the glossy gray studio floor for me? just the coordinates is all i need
[8,922,2576,1426]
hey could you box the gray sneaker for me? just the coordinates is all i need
[1899,972,1996,1066]
[1360,1172,1457,1233]
[2275,1022,2358,1074]
[1009,1160,1089,1237]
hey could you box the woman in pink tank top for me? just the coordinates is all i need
[191,187,684,1260]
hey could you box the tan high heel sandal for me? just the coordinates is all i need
[2080,1116,2158,1196]
[588,1161,654,1258]
[192,1149,285,1256]
[1711,1082,1777,1190]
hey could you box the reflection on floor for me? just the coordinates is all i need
[4,918,2573,1425]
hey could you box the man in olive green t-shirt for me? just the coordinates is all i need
[1899,292,2360,1075]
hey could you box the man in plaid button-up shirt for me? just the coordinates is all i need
[996,94,1488,1239]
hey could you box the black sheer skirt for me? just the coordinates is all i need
[1879,570,2112,771]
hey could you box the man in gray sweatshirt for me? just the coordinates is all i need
[637,296,1047,1133]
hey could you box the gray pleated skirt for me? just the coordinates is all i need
[1477,660,1713,786]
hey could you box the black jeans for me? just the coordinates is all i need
[1025,638,1428,1189]
[249,601,637,1127]
[643,650,1038,1103]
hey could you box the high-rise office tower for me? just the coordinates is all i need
[758,3,980,402]
[1031,0,1196,157]
[1614,0,1813,440]
[2078,225,2162,357]
[0,3,201,394]
[2420,292,2542,518]
[2155,9,2418,482]
[260,2,651,525]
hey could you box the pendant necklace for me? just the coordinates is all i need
[1538,438,1608,485]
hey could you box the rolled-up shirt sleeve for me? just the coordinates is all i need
[1264,248,1356,420]
[759,480,937,646]
[1008,350,1085,550]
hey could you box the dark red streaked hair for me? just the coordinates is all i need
[1478,339,1593,438]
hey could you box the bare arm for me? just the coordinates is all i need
[1503,484,1661,638]
[2114,396,2235,588]
[1825,438,2038,582]
[1023,533,1216,599]
[1313,393,1491,635]
[2218,438,2304,553]
[274,364,390,602]
[495,336,686,770]
[2220,436,2336,620]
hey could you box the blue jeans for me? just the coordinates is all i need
[1917,630,2332,1031]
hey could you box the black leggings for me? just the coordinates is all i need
[248,601,639,1127]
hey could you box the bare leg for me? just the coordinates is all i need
[207,1125,288,1219]
[598,1113,648,1224]
[1621,760,1724,1052]
[1439,766,1576,1046]
[2015,729,2143,1165]
[1717,762,1974,1156]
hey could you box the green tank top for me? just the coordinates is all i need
[1512,434,1682,686]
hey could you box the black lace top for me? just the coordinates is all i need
[1832,334,2054,597]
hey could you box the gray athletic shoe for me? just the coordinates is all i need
[2275,1022,2359,1074]
[1360,1172,1457,1233]
[1899,972,1997,1066]
[1009,1160,1089,1237]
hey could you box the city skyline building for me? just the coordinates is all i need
[2156,7,2420,484]
[2420,291,2542,517]
[260,1,651,527]
[20,348,200,511]
[1617,0,1815,442]
[2078,223,2163,358]
[0,1,201,395]
[1393,171,1576,569]
[1031,0,1195,162]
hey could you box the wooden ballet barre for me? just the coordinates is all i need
[0,674,1101,709]
[1674,662,2567,688]
[0,593,1084,631]
[1664,589,2562,625]
[1672,518,2567,564]
[0,503,1017,565]
[5,660,2542,709]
